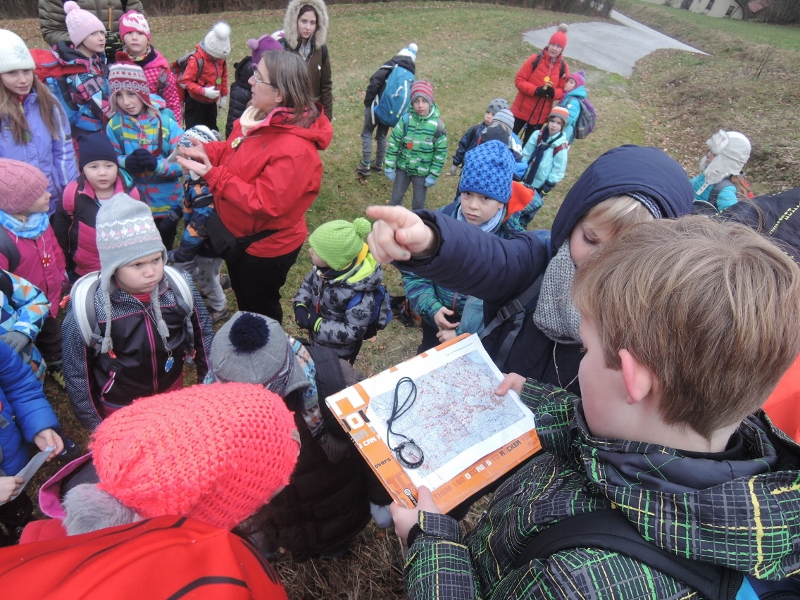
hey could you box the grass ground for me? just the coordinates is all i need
[1,2,798,598]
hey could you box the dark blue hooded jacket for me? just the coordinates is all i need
[395,145,694,392]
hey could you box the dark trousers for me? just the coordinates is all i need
[184,96,219,132]
[416,321,441,355]
[36,315,62,364]
[154,215,178,251]
[226,246,302,324]
[512,117,541,146]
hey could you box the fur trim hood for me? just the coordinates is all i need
[283,0,328,49]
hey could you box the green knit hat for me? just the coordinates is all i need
[309,218,372,270]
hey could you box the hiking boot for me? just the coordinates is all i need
[219,273,231,290]
[211,306,230,324]
[370,161,384,173]
[356,161,371,178]
[47,360,65,389]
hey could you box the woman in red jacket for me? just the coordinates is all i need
[511,24,570,145]
[178,51,333,323]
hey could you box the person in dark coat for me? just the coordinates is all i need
[366,145,695,395]
[225,34,284,139]
[357,42,417,178]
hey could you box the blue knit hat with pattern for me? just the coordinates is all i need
[458,140,515,204]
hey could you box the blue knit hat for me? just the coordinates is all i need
[458,141,515,204]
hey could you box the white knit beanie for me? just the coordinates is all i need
[96,193,168,353]
[204,22,231,59]
[0,29,35,74]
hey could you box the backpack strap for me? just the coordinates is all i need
[709,177,734,204]
[163,266,195,361]
[303,343,351,441]
[434,117,444,142]
[531,52,542,72]
[0,270,14,301]
[70,271,103,352]
[512,509,741,600]
[0,228,21,273]
[479,273,544,372]
[62,179,78,215]
[553,142,568,156]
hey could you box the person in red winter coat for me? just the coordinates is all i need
[511,23,570,145]
[181,22,231,132]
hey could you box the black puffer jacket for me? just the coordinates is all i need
[225,56,253,139]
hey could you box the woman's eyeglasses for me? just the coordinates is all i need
[251,65,278,88]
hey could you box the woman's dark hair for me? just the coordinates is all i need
[260,51,319,127]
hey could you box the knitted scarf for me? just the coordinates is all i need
[532,240,582,344]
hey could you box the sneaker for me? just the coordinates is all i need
[47,360,65,389]
[219,274,231,290]
[211,307,230,324]
[370,161,384,173]
[356,161,371,178]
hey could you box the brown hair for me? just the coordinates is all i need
[580,195,654,239]
[259,51,319,127]
[572,216,800,439]
[0,77,66,145]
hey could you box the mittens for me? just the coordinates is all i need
[203,87,221,100]
[218,96,228,110]
[294,304,311,329]
[424,175,437,188]
[385,169,396,182]
[0,331,28,353]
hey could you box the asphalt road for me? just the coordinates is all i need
[523,11,706,77]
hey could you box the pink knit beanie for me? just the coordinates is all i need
[91,382,300,531]
[0,159,49,214]
[64,1,106,48]
[119,10,151,41]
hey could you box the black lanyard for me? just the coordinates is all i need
[386,377,424,469]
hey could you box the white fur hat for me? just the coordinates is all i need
[204,22,231,59]
[0,29,35,74]
[704,130,751,185]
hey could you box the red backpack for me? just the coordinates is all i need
[0,515,288,599]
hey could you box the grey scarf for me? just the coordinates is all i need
[532,240,582,344]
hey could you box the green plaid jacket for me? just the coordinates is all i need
[404,380,800,599]
[385,104,447,179]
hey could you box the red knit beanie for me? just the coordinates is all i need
[548,23,569,49]
[108,63,152,114]
[91,382,300,531]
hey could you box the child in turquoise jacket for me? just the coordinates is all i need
[521,106,569,197]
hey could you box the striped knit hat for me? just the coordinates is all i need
[410,80,434,105]
[96,193,167,353]
[91,382,300,531]
[549,106,570,126]
[108,64,153,114]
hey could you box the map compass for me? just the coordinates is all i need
[387,377,425,469]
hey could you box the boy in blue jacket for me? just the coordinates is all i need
[0,340,63,544]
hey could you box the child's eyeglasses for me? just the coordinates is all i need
[251,65,278,88]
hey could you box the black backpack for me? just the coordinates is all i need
[514,509,800,599]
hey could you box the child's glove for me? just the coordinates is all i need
[218,96,228,110]
[128,148,158,173]
[124,152,145,173]
[0,331,29,352]
[448,165,457,176]
[203,87,221,100]
[294,303,311,329]
[536,182,555,196]
[166,250,176,265]
[385,168,396,182]
[424,175,437,188]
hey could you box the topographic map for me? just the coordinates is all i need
[368,348,531,486]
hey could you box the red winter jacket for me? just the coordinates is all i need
[203,105,333,258]
[116,46,182,123]
[180,44,229,104]
[0,225,66,318]
[511,52,569,127]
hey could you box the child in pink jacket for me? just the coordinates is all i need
[0,159,67,384]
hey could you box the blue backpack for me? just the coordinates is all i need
[346,285,392,339]
[373,65,415,127]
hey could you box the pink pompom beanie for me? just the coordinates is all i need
[119,10,151,41]
[64,1,106,48]
[91,382,300,531]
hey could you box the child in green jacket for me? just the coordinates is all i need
[385,80,446,210]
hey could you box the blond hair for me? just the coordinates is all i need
[572,216,800,439]
[581,195,654,238]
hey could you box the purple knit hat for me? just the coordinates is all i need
[247,34,284,68]
[568,71,586,88]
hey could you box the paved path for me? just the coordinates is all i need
[523,10,706,77]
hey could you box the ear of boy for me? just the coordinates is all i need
[619,350,652,406]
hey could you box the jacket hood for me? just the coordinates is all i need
[334,247,382,290]
[390,54,416,74]
[550,145,694,249]
[54,41,102,68]
[233,55,253,87]
[250,104,333,150]
[283,0,328,49]
[573,405,800,578]
[564,85,587,99]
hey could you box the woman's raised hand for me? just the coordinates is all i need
[177,137,209,161]
[365,206,436,263]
